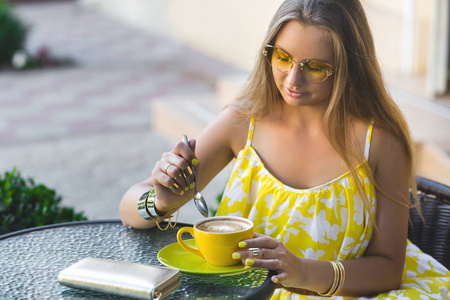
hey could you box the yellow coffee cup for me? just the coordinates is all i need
[177,216,254,266]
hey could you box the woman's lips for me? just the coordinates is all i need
[285,87,305,98]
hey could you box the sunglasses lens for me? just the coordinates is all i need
[264,46,333,82]
[272,48,292,72]
[302,60,332,82]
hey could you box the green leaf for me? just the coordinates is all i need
[0,168,88,234]
[0,4,28,64]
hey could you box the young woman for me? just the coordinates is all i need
[120,0,450,298]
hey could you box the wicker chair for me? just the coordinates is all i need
[408,177,450,270]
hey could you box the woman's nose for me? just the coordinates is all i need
[285,63,305,86]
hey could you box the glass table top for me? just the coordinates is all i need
[0,220,271,299]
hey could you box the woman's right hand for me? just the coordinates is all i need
[151,138,199,216]
[120,107,242,228]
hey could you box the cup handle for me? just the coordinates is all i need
[176,227,203,259]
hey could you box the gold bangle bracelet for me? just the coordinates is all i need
[317,260,346,296]
[333,261,345,295]
[329,261,340,295]
[318,261,339,296]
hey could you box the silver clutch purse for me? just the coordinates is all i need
[58,257,180,299]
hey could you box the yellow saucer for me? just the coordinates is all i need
[157,239,251,275]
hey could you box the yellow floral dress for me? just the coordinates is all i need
[217,117,450,299]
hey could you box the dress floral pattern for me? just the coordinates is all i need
[217,117,450,299]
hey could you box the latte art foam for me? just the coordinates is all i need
[197,219,249,233]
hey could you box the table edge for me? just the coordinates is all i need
[0,219,121,240]
[0,219,192,240]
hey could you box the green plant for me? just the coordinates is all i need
[210,191,224,217]
[0,1,28,65]
[0,168,87,235]
[12,46,76,70]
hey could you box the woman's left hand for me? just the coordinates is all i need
[233,233,304,287]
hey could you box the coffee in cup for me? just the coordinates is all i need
[196,218,249,233]
[177,216,253,266]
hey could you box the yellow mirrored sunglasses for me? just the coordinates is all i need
[263,45,334,83]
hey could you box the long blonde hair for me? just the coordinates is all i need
[232,0,418,221]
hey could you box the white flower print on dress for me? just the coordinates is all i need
[216,117,450,299]
[301,248,326,260]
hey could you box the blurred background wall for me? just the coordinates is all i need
[80,0,448,96]
[81,0,450,184]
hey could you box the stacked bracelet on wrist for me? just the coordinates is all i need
[318,261,345,296]
[137,188,179,231]
[137,189,162,220]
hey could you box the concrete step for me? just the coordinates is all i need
[151,94,221,141]
[151,75,248,141]
[416,142,450,186]
[391,87,450,150]
[215,74,248,109]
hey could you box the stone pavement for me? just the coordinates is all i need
[0,1,244,223]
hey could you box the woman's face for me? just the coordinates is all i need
[272,20,334,109]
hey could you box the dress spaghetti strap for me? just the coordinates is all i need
[364,120,375,161]
[246,116,256,147]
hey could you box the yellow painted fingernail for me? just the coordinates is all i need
[191,158,198,166]
[238,241,247,248]
[180,191,184,196]
[232,253,241,259]
[190,182,195,189]
[272,277,279,283]
[245,259,254,266]
[185,186,189,191]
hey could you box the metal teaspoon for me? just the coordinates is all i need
[182,134,209,217]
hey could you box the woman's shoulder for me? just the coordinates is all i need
[219,105,250,123]
[347,118,402,169]
[201,106,251,156]
[368,121,407,174]
[350,118,399,148]
[214,106,251,133]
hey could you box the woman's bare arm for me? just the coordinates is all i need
[119,107,246,228]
